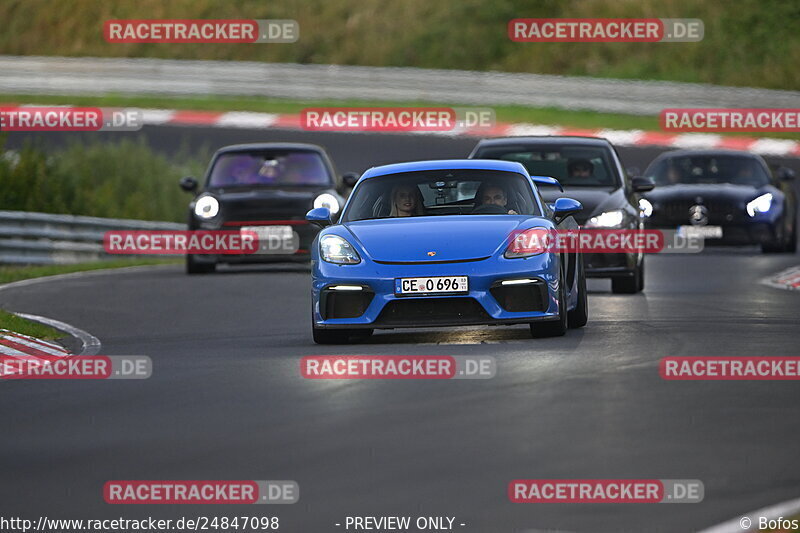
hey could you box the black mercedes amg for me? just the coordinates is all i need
[179,143,355,273]
[641,150,797,253]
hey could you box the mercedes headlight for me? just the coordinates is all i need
[320,234,360,264]
[585,209,625,228]
[314,193,340,214]
[746,193,773,216]
[638,198,653,218]
[194,195,220,219]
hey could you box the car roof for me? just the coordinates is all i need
[473,136,613,148]
[214,142,327,155]
[360,159,529,180]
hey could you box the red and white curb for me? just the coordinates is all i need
[0,328,70,376]
[761,265,800,291]
[6,104,800,158]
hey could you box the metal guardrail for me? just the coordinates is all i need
[1,55,799,115]
[0,210,184,264]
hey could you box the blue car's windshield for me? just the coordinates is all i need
[342,170,541,222]
[208,151,332,188]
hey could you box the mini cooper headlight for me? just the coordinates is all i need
[194,195,220,219]
[585,209,625,228]
[314,193,340,214]
[746,193,773,216]
[320,234,361,264]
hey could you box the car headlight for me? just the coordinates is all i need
[638,198,653,218]
[314,193,340,215]
[585,209,625,228]
[194,195,220,219]
[746,193,773,216]
[320,234,361,264]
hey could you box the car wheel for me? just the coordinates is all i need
[611,261,642,294]
[761,242,784,254]
[186,254,216,274]
[567,254,588,328]
[785,221,797,253]
[531,270,567,338]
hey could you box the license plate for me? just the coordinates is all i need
[241,225,297,253]
[395,276,468,295]
[677,225,723,239]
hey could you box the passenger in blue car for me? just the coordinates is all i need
[389,184,425,217]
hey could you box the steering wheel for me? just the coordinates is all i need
[471,203,509,215]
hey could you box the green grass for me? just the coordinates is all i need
[0,258,180,285]
[0,309,63,340]
[2,93,798,141]
[0,0,797,90]
[0,134,207,222]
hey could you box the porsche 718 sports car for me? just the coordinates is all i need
[306,159,588,344]
[641,149,797,253]
[180,143,356,273]
[469,136,655,293]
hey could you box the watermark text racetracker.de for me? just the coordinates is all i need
[300,107,496,132]
[301,356,496,379]
[660,357,800,380]
[507,229,704,255]
[104,19,298,43]
[509,479,704,503]
[104,480,298,505]
[0,107,142,132]
[509,18,703,42]
[661,108,800,132]
[0,356,151,380]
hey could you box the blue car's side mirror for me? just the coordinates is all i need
[553,198,582,221]
[306,207,332,227]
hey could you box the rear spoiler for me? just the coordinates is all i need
[530,176,564,192]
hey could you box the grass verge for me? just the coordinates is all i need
[0,258,180,285]
[0,309,63,340]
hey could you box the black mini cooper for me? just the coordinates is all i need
[179,143,355,273]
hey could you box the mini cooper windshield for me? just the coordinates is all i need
[647,154,771,187]
[342,170,541,222]
[208,150,332,188]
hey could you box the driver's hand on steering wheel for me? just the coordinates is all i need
[508,209,518,215]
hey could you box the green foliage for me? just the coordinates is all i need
[0,137,205,222]
[0,0,797,89]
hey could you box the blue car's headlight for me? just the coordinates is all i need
[320,234,361,264]
[746,193,773,216]
[585,209,625,228]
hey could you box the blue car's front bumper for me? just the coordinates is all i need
[311,254,564,330]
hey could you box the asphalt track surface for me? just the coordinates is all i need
[2,126,800,533]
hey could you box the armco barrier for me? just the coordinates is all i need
[0,210,183,264]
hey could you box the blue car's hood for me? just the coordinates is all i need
[343,215,542,262]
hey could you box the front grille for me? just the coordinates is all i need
[490,281,548,312]
[376,297,490,326]
[658,199,740,223]
[321,289,374,319]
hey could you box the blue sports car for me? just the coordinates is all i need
[305,159,588,344]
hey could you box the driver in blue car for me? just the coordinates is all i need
[475,183,518,214]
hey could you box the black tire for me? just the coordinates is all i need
[568,255,588,328]
[787,224,797,253]
[761,242,784,254]
[531,269,567,338]
[186,254,216,274]
[611,261,642,294]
